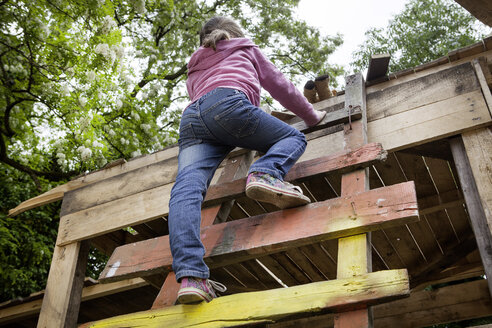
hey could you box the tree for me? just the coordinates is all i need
[350,0,490,73]
[0,0,343,301]
[1,0,343,187]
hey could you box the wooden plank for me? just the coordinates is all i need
[335,72,372,328]
[267,278,492,328]
[37,242,83,328]
[56,143,386,246]
[473,57,492,116]
[288,105,362,134]
[366,54,390,82]
[206,142,386,205]
[454,0,492,26]
[461,127,492,237]
[98,182,418,283]
[0,278,148,324]
[82,270,410,328]
[366,62,480,121]
[369,90,491,152]
[450,135,492,296]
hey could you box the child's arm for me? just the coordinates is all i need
[250,47,325,127]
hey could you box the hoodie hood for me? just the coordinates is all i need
[187,38,257,74]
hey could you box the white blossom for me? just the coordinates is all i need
[140,123,151,133]
[87,71,96,82]
[97,156,107,167]
[95,43,110,57]
[115,98,123,109]
[131,149,141,157]
[101,16,116,34]
[113,45,125,59]
[132,112,140,121]
[66,67,75,77]
[56,152,66,160]
[108,129,116,137]
[61,84,70,97]
[92,140,104,148]
[78,96,87,107]
[133,0,146,15]
[80,147,92,161]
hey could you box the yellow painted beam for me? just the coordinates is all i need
[82,269,409,328]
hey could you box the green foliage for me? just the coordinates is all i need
[0,166,59,302]
[0,0,342,182]
[350,0,490,73]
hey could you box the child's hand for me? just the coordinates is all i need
[310,110,326,127]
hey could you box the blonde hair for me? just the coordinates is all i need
[199,17,245,50]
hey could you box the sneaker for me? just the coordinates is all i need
[177,277,227,304]
[245,172,311,209]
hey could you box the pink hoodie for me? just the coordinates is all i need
[186,38,320,126]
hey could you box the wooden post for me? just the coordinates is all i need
[37,239,89,328]
[450,135,492,296]
[334,72,373,328]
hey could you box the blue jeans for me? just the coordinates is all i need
[169,88,307,281]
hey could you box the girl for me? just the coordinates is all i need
[169,16,326,304]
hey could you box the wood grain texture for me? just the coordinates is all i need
[450,135,492,296]
[56,143,385,246]
[84,270,410,328]
[37,242,83,328]
[368,90,491,152]
[98,181,418,283]
[335,72,372,328]
[366,62,480,121]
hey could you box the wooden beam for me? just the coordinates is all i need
[0,278,148,325]
[82,270,410,328]
[369,90,490,152]
[454,0,492,26]
[98,182,418,283]
[450,136,492,296]
[473,58,492,117]
[56,143,386,246]
[288,104,362,134]
[206,142,386,205]
[335,72,372,328]
[267,278,492,328]
[366,54,391,82]
[37,242,84,328]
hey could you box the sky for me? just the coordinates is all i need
[296,0,409,72]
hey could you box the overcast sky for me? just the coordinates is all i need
[296,0,409,71]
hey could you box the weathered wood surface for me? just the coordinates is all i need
[366,54,390,82]
[0,278,148,325]
[455,0,492,26]
[205,143,386,205]
[473,57,492,116]
[266,277,491,328]
[366,62,480,121]
[37,242,84,328]
[369,90,490,151]
[335,72,372,328]
[56,143,385,246]
[98,181,418,283]
[450,135,492,296]
[83,270,409,328]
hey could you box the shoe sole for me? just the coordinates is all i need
[177,288,212,304]
[245,181,310,209]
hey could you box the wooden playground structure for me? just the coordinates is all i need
[1,7,492,328]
